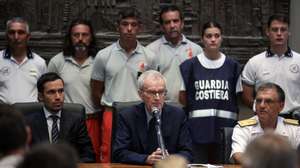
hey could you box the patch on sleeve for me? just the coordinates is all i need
[238,119,257,127]
[284,119,299,126]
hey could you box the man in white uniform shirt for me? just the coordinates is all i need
[0,17,47,104]
[242,14,300,117]
[231,82,300,164]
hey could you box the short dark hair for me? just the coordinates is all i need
[256,82,285,103]
[117,7,141,24]
[201,21,223,37]
[63,19,98,57]
[267,14,289,28]
[159,5,183,25]
[37,72,64,93]
[17,143,78,168]
[0,104,27,156]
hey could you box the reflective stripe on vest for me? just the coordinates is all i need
[189,109,237,120]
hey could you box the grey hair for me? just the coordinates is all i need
[256,82,285,102]
[6,17,30,33]
[137,70,166,91]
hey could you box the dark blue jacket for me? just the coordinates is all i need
[24,106,95,163]
[113,103,193,164]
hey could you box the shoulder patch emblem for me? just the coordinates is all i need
[238,119,257,127]
[284,119,299,126]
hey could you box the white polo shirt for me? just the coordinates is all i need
[48,52,100,114]
[0,49,47,104]
[147,35,203,103]
[242,49,300,114]
[91,40,159,107]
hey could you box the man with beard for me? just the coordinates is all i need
[0,17,47,104]
[147,5,202,104]
[91,7,159,162]
[48,19,101,162]
[231,82,300,164]
[25,72,95,162]
[113,70,192,165]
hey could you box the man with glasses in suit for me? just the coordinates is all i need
[113,70,192,165]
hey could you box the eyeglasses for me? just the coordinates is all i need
[143,90,167,98]
[255,98,279,105]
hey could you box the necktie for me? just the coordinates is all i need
[147,117,158,153]
[50,115,59,144]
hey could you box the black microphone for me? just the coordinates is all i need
[151,107,167,159]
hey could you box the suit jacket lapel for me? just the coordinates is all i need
[135,104,148,151]
[59,110,69,140]
[35,110,50,142]
[161,105,171,137]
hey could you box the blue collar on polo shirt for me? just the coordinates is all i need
[266,47,292,57]
[3,47,33,59]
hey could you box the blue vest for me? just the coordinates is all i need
[180,56,241,143]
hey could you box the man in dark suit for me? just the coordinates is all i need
[24,72,95,162]
[113,70,192,165]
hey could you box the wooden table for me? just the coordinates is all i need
[79,163,151,168]
[79,163,241,168]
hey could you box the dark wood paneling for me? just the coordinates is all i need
[0,0,290,64]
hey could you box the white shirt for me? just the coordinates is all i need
[43,107,61,143]
[147,35,203,103]
[0,49,47,104]
[92,41,159,106]
[48,52,99,114]
[0,154,23,168]
[242,50,300,113]
[231,116,300,158]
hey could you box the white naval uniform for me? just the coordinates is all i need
[230,116,300,158]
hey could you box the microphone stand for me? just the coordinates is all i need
[152,108,167,159]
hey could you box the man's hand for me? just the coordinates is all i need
[232,152,243,164]
[146,148,168,165]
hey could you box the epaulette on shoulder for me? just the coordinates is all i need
[284,119,299,126]
[238,119,257,127]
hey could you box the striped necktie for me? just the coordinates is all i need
[50,115,59,144]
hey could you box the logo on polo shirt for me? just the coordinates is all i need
[186,47,193,59]
[289,64,299,73]
[29,69,38,77]
[0,66,10,76]
[138,61,146,72]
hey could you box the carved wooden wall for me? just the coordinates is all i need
[0,0,290,64]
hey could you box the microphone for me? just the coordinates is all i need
[152,107,161,125]
[151,107,167,159]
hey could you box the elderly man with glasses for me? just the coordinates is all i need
[231,82,300,164]
[113,70,192,165]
